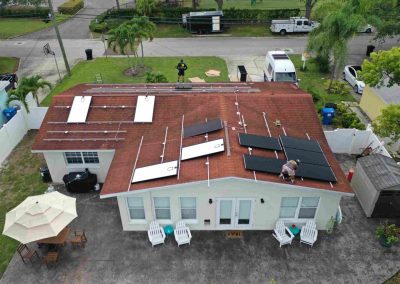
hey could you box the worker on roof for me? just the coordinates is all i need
[177,59,188,83]
[279,160,300,183]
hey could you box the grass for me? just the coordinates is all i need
[385,271,400,284]
[0,57,19,74]
[184,0,302,9]
[0,14,71,39]
[227,24,272,36]
[153,24,192,37]
[0,131,47,278]
[41,56,229,106]
[290,55,355,110]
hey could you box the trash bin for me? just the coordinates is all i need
[40,166,52,183]
[237,65,247,82]
[321,107,335,125]
[85,49,93,60]
[2,107,17,122]
[366,45,375,57]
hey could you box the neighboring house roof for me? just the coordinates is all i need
[32,83,352,196]
[370,84,400,105]
[357,154,400,191]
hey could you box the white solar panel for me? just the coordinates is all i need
[181,138,224,160]
[132,160,178,183]
[134,95,155,123]
[67,96,92,123]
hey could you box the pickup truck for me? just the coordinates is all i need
[270,17,319,35]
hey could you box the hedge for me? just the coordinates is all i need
[58,0,84,15]
[89,7,300,32]
[0,6,50,18]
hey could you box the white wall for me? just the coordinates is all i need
[43,150,115,183]
[324,128,391,157]
[116,178,343,231]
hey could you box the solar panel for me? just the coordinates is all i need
[183,119,223,138]
[238,133,282,151]
[132,160,178,183]
[134,95,155,123]
[297,164,337,182]
[67,96,92,123]
[243,154,286,174]
[280,136,321,153]
[284,148,329,167]
[181,138,224,160]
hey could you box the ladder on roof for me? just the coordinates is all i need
[94,73,103,84]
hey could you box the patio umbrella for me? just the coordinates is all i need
[2,191,77,244]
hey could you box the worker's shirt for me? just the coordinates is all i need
[177,63,187,71]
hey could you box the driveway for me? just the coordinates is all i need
[1,185,399,283]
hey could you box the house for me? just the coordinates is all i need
[32,83,352,231]
[0,81,10,127]
[359,84,400,121]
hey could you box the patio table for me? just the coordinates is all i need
[164,225,174,236]
[289,225,300,236]
[37,227,70,245]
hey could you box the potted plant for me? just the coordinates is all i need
[375,221,400,248]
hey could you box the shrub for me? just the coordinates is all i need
[333,103,365,130]
[145,72,168,83]
[329,80,351,96]
[58,0,84,15]
[315,53,330,73]
[307,86,321,103]
[0,6,50,17]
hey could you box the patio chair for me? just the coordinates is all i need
[42,251,59,267]
[174,224,192,247]
[70,230,87,249]
[272,220,294,248]
[300,220,318,247]
[17,244,39,264]
[74,230,88,242]
[147,221,166,247]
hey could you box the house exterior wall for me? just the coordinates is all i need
[359,86,387,121]
[115,178,343,231]
[42,150,115,183]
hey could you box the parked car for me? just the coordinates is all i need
[270,17,319,35]
[343,65,365,94]
[263,51,298,84]
[0,73,18,91]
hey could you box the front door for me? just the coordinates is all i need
[217,198,253,229]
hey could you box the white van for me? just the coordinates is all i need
[263,51,297,84]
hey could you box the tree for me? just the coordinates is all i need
[307,2,364,93]
[18,75,52,106]
[372,104,400,142]
[108,23,139,73]
[214,0,223,10]
[301,0,318,19]
[7,87,31,113]
[135,0,156,16]
[127,17,156,66]
[360,47,400,88]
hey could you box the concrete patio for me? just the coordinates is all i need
[1,185,399,283]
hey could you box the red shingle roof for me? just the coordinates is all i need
[32,83,352,196]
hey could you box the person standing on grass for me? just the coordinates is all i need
[177,59,188,82]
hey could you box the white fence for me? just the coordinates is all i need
[0,94,48,165]
[324,128,391,157]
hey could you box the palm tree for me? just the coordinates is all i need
[127,17,156,66]
[18,75,52,106]
[7,87,31,113]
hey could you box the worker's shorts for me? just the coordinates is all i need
[281,165,295,177]
[178,70,185,76]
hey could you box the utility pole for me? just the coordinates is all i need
[48,0,71,76]
[115,0,120,10]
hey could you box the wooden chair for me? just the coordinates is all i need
[17,244,39,264]
[70,230,87,249]
[272,220,295,248]
[300,220,318,247]
[43,252,59,267]
[147,221,166,247]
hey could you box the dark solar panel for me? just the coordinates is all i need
[280,136,322,153]
[238,133,282,151]
[183,119,223,138]
[272,54,289,60]
[297,164,337,182]
[285,148,329,167]
[243,154,286,174]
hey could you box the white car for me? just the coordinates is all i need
[343,65,365,94]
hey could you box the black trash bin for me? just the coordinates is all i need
[62,169,97,193]
[237,65,247,82]
[85,49,93,60]
[366,45,375,57]
[40,166,52,183]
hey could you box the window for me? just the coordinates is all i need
[297,21,302,26]
[127,197,145,220]
[154,197,171,220]
[180,197,196,220]
[304,21,309,26]
[298,197,320,218]
[279,197,320,219]
[275,72,297,82]
[64,152,99,165]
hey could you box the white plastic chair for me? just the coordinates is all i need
[300,220,318,247]
[174,221,192,247]
[272,220,294,248]
[147,221,166,247]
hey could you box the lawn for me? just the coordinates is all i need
[0,131,47,278]
[153,24,192,37]
[290,55,355,110]
[0,14,71,39]
[41,56,229,106]
[0,57,19,74]
[226,24,272,36]
[184,0,302,10]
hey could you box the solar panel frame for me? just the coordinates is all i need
[280,136,322,153]
[284,147,329,167]
[132,160,178,183]
[181,138,224,160]
[183,119,223,138]
[238,133,282,151]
